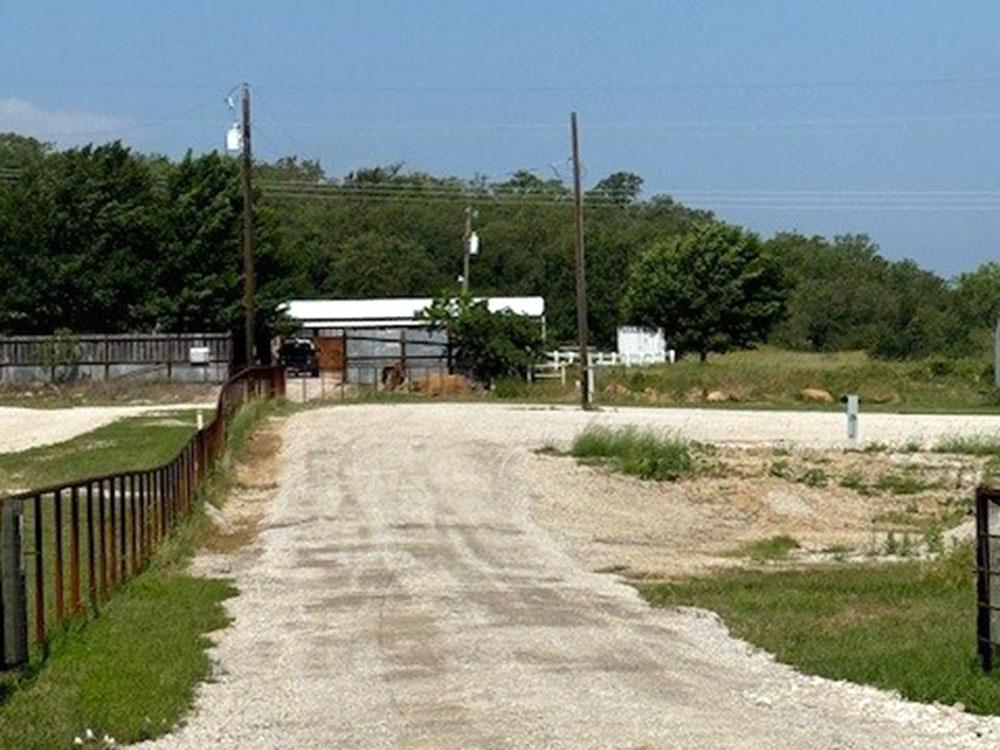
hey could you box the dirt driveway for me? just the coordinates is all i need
[146,404,1000,749]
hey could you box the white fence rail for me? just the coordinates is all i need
[530,347,676,383]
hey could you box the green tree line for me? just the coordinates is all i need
[1,133,997,361]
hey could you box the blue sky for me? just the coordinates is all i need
[2,1,999,276]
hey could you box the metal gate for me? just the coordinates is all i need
[976,484,1000,670]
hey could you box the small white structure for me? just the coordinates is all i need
[616,326,672,366]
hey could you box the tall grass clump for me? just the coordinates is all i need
[933,434,1000,456]
[570,425,692,481]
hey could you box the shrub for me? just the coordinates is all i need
[424,294,543,387]
[570,425,692,481]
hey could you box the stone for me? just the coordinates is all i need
[706,390,728,403]
[413,372,472,396]
[604,382,630,397]
[799,388,834,403]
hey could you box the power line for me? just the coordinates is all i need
[5,73,1000,95]
[258,189,1000,211]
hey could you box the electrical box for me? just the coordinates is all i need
[189,346,211,366]
[226,123,242,153]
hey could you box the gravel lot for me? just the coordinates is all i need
[0,403,215,454]
[143,404,1000,749]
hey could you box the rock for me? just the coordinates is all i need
[765,490,817,521]
[684,387,704,402]
[706,390,728,403]
[603,382,630,397]
[413,372,472,397]
[642,387,661,402]
[865,390,898,404]
[799,387,834,403]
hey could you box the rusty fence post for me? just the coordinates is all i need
[129,474,138,576]
[86,483,97,607]
[2,499,28,667]
[977,486,996,672]
[53,490,64,624]
[117,477,126,583]
[32,494,45,647]
[99,480,108,596]
[70,486,81,614]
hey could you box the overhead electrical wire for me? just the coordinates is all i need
[5,73,1000,93]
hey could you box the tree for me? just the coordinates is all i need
[0,132,50,168]
[324,233,442,298]
[956,262,1000,329]
[590,171,643,206]
[143,151,289,335]
[623,223,788,361]
[256,155,326,183]
[0,141,162,333]
[765,233,968,358]
[423,294,544,386]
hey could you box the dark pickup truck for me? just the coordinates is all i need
[280,338,319,377]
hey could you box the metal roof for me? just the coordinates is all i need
[284,297,545,328]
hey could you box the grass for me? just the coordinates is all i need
[726,534,801,561]
[569,425,693,481]
[0,559,234,748]
[0,399,281,747]
[934,434,1000,456]
[597,348,999,413]
[0,410,205,496]
[873,472,939,495]
[931,434,1000,480]
[639,545,1000,715]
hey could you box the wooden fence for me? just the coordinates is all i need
[0,333,232,383]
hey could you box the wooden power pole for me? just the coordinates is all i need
[570,112,591,409]
[240,82,257,366]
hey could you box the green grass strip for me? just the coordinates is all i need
[639,546,1000,715]
[0,410,204,495]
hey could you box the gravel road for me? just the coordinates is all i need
[145,404,1000,749]
[0,403,215,453]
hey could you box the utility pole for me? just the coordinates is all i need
[240,82,257,366]
[570,112,591,410]
[994,317,1000,388]
[461,205,473,294]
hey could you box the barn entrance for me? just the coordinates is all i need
[315,335,346,377]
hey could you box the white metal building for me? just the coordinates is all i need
[282,297,546,385]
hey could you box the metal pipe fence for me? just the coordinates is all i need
[976,484,1000,671]
[0,365,285,669]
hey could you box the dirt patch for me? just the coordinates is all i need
[0,380,219,408]
[204,417,285,554]
[527,442,986,579]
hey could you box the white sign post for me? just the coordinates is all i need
[846,394,860,444]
